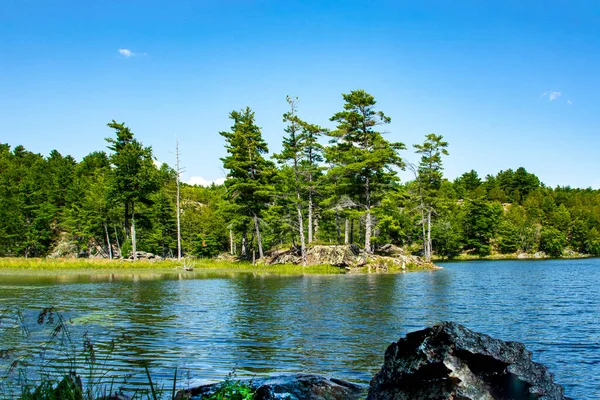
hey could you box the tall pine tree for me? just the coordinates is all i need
[413,133,449,262]
[220,107,275,259]
[328,90,405,252]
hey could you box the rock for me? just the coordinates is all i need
[128,251,156,260]
[266,247,302,265]
[376,244,405,256]
[47,233,80,258]
[264,244,437,270]
[177,374,367,400]
[306,244,364,267]
[368,322,568,400]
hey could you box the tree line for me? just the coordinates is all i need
[1,89,599,260]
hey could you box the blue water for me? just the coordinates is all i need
[0,258,598,398]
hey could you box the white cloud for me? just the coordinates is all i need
[541,90,562,101]
[153,159,162,168]
[118,48,147,57]
[187,176,226,187]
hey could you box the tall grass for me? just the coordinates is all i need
[1,307,256,399]
[0,257,345,275]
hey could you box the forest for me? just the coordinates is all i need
[1,90,599,262]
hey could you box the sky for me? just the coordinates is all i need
[1,0,599,188]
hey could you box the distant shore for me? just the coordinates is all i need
[433,251,592,262]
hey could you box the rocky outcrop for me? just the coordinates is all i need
[265,244,437,270]
[177,374,367,400]
[368,322,568,400]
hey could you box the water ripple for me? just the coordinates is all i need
[1,258,599,398]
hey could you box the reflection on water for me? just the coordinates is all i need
[1,259,599,398]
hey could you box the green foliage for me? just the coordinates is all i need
[220,108,276,257]
[192,233,221,258]
[121,238,132,259]
[206,371,255,400]
[539,226,566,257]
[2,90,600,261]
[327,90,406,250]
[462,199,502,256]
[497,220,520,254]
[586,228,600,256]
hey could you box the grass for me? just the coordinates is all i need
[0,257,345,275]
[1,306,256,400]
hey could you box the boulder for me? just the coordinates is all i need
[264,244,437,270]
[375,244,405,256]
[368,321,568,400]
[128,251,156,260]
[306,244,365,267]
[177,374,367,400]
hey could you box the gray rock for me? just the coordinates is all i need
[265,244,435,270]
[376,244,405,256]
[368,322,569,400]
[177,374,367,400]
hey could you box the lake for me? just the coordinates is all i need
[1,258,599,398]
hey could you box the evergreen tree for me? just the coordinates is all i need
[105,121,159,260]
[462,198,502,256]
[328,90,405,252]
[220,107,276,259]
[413,133,449,261]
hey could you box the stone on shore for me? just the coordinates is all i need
[368,321,568,400]
[176,374,367,400]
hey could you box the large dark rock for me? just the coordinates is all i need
[177,373,367,400]
[368,322,568,400]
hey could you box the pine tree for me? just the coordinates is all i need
[220,107,276,259]
[413,133,449,262]
[274,96,326,263]
[105,121,159,260]
[328,90,405,252]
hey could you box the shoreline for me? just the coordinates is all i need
[0,257,434,275]
[434,252,593,262]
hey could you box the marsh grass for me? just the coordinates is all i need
[0,307,244,399]
[0,257,345,275]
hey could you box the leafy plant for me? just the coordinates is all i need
[121,238,132,259]
[206,370,255,400]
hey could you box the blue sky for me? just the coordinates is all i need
[1,0,599,188]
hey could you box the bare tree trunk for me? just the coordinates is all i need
[420,203,427,260]
[426,208,432,262]
[241,230,247,257]
[335,206,341,244]
[358,220,363,248]
[114,226,121,256]
[124,203,130,239]
[131,204,137,261]
[104,222,113,260]
[344,218,349,244]
[313,212,320,242]
[229,229,234,255]
[364,177,372,253]
[350,219,354,244]
[308,191,313,243]
[253,213,264,259]
[296,199,306,266]
[176,137,182,262]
